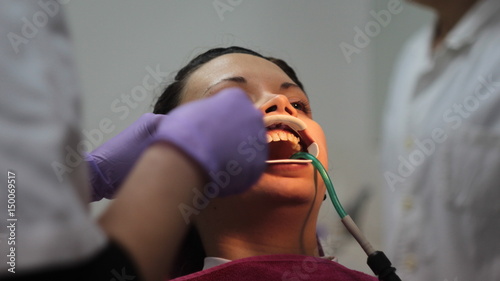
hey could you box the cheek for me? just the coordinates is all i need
[309,122,328,169]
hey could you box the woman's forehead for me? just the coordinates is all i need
[192,54,292,82]
[183,53,295,99]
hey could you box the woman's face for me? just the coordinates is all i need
[181,53,328,204]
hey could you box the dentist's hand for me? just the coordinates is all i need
[87,88,268,201]
[86,113,160,201]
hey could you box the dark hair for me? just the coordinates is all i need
[153,46,304,114]
[156,46,307,278]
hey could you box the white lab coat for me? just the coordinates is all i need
[0,1,106,273]
[381,0,500,280]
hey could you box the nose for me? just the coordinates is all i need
[260,95,297,117]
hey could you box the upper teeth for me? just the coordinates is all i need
[267,131,301,152]
[262,115,320,163]
[264,115,306,131]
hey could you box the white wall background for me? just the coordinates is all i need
[64,0,432,274]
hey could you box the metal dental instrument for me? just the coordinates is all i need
[291,152,401,281]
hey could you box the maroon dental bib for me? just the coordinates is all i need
[169,254,377,281]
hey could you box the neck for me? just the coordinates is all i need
[197,201,321,261]
[424,0,479,49]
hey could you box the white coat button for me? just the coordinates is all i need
[404,254,418,272]
[402,197,413,210]
[404,137,414,150]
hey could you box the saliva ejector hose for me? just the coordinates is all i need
[291,152,401,281]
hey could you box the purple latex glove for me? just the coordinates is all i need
[86,113,162,201]
[87,88,268,200]
[152,88,269,197]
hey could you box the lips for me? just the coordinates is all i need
[263,115,319,164]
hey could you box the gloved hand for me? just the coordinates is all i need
[152,88,269,197]
[87,88,268,201]
[86,112,162,201]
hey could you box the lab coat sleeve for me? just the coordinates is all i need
[0,1,107,273]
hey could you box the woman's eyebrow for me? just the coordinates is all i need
[280,82,299,89]
[204,76,247,95]
[204,78,307,98]
[281,82,308,98]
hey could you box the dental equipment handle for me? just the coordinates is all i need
[291,152,401,281]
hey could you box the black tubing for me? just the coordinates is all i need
[367,251,401,281]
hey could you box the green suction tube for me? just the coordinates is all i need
[291,151,402,281]
[290,152,347,218]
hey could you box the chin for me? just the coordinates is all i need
[249,172,325,204]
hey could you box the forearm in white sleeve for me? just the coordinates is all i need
[0,0,107,274]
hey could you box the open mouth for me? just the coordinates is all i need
[264,115,319,164]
